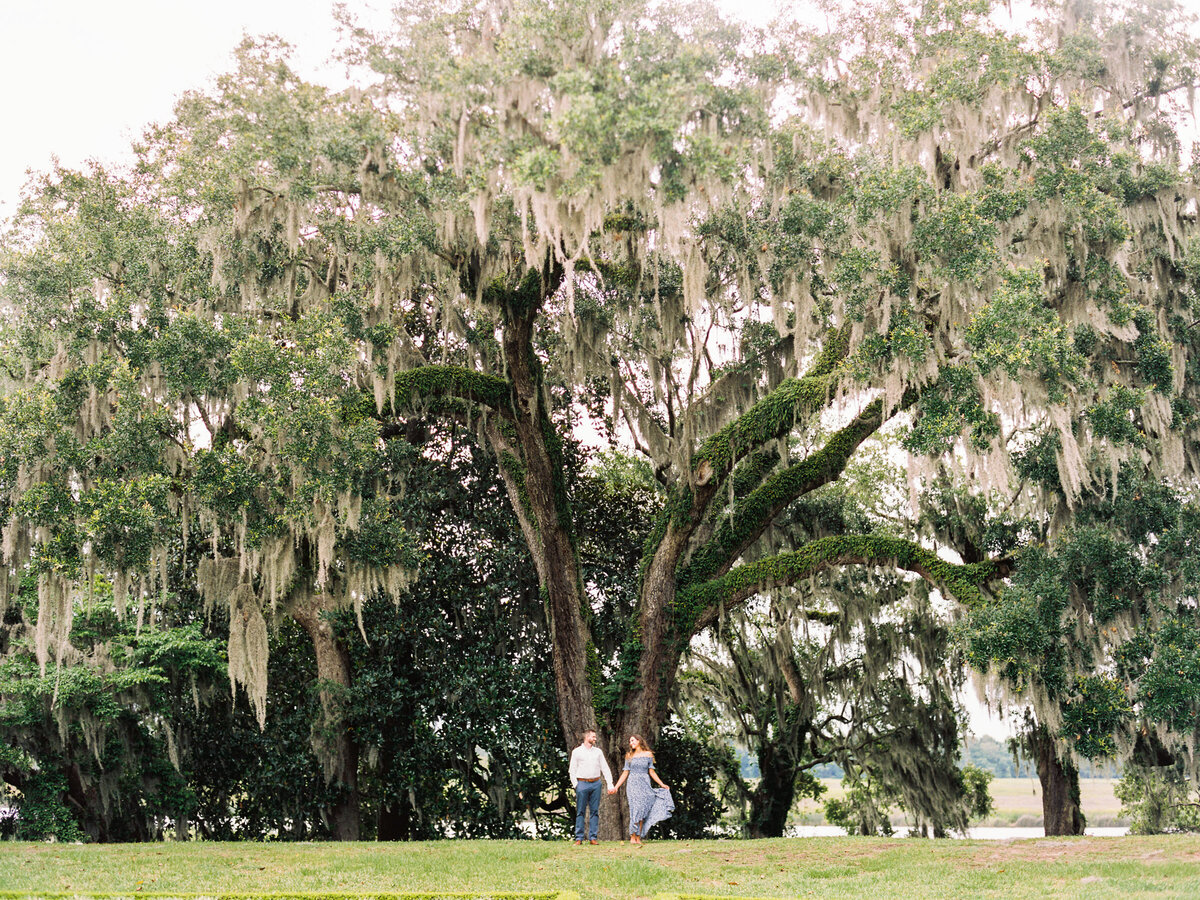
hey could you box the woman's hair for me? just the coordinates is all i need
[625,734,653,758]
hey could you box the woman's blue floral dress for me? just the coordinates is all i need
[623,754,674,836]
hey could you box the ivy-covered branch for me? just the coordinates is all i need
[391,365,513,415]
[681,397,889,587]
[676,534,1012,636]
[690,326,850,490]
[638,328,852,588]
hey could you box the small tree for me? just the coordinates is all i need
[1115,764,1200,835]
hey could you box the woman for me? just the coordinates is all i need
[610,734,672,844]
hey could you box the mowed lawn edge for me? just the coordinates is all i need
[4,836,1200,900]
[0,897,576,900]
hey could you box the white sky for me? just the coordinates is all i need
[0,0,795,217]
[0,0,389,217]
[0,0,1014,739]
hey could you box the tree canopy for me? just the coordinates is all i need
[3,0,1200,840]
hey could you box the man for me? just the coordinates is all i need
[568,729,614,844]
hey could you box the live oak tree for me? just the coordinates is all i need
[4,0,1200,843]
[341,0,1198,842]
[0,581,225,841]
[680,586,980,838]
[0,121,423,838]
[955,463,1200,835]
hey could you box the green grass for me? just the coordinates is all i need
[4,836,1200,899]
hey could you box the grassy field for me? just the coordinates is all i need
[4,835,1200,900]
[793,777,1124,828]
[984,777,1122,826]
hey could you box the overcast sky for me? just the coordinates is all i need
[0,0,390,217]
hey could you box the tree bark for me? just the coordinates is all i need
[597,564,690,841]
[377,799,413,841]
[748,742,796,838]
[486,276,600,752]
[598,733,630,841]
[292,596,361,841]
[1028,724,1085,836]
[65,762,108,842]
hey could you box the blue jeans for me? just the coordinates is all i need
[574,780,602,840]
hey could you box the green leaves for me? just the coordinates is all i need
[959,571,1067,695]
[1086,384,1147,446]
[80,476,173,571]
[961,463,1200,766]
[904,366,998,455]
[1061,675,1132,759]
[911,193,1000,282]
[1139,618,1200,733]
[966,268,1083,394]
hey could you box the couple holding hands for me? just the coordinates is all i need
[568,729,673,845]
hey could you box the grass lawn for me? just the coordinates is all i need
[4,835,1200,900]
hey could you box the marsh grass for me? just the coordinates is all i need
[3,835,1200,899]
[793,777,1126,829]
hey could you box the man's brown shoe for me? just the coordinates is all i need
[590,839,598,845]
[573,839,582,845]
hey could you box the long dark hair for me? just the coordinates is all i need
[625,734,653,759]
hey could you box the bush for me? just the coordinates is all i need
[11,769,87,842]
[651,725,735,838]
[824,777,898,836]
[1115,764,1200,834]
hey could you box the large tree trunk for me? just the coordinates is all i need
[65,762,108,842]
[596,564,688,841]
[292,596,360,841]
[1028,724,1085,836]
[488,286,599,750]
[377,641,418,841]
[749,742,796,838]
[377,797,414,841]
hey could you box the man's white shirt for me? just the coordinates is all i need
[568,744,614,789]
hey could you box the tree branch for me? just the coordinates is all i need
[681,395,894,587]
[679,534,1013,635]
[689,326,850,491]
[391,365,512,415]
[637,326,852,596]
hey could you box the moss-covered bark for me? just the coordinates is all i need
[392,367,512,414]
[680,535,1009,634]
[680,398,888,588]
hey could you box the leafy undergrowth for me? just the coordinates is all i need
[3,837,1200,899]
